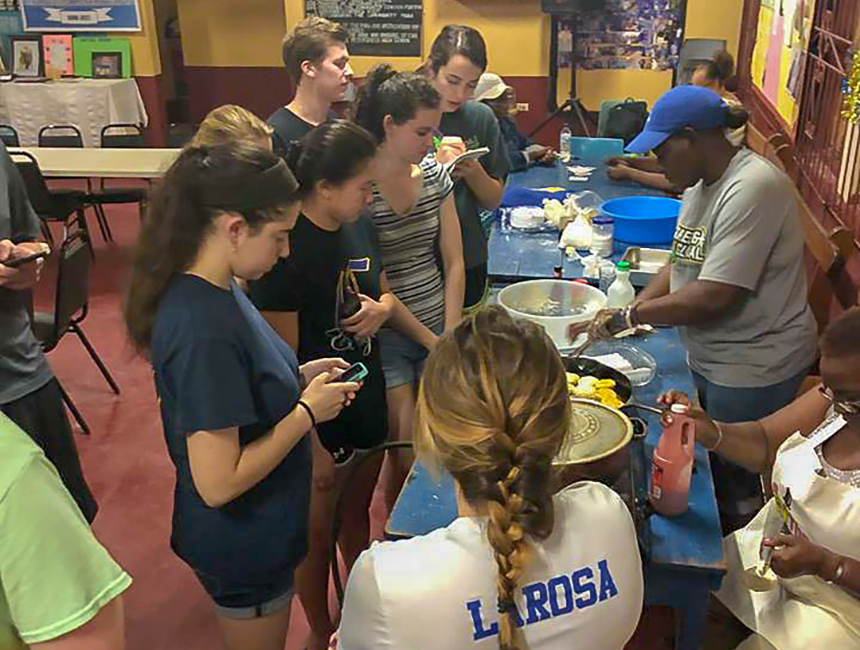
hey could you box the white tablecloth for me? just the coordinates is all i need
[0,78,148,147]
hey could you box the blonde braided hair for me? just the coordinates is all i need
[416,305,571,650]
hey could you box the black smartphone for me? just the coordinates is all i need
[3,250,49,268]
[335,362,369,383]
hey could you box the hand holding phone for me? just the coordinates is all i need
[0,241,49,291]
[3,249,50,268]
[333,362,369,384]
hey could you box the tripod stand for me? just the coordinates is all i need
[529,14,592,139]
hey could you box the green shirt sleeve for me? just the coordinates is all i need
[0,454,132,645]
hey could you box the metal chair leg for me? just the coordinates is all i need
[100,204,114,241]
[92,203,110,242]
[40,220,55,248]
[73,208,96,257]
[55,379,91,436]
[71,323,120,395]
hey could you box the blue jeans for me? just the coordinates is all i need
[692,367,810,525]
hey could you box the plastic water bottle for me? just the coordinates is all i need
[650,404,697,517]
[559,125,572,161]
[606,261,635,309]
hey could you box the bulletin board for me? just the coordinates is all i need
[559,0,686,72]
[750,0,815,133]
[553,0,686,110]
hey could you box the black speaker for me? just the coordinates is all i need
[541,0,606,13]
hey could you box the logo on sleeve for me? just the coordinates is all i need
[671,224,708,265]
[348,257,371,273]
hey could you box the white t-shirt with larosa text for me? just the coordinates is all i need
[337,481,644,650]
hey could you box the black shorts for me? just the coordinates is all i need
[317,402,388,464]
[464,263,489,310]
[194,568,294,618]
[1,378,98,522]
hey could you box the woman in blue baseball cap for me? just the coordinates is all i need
[571,85,818,534]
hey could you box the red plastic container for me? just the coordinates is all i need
[650,404,696,517]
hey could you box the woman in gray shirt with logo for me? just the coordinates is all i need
[572,86,817,533]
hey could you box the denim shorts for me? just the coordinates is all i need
[194,569,294,620]
[377,322,443,389]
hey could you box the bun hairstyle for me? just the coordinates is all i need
[124,145,299,354]
[724,105,749,130]
[698,50,738,93]
[426,25,488,76]
[416,305,570,650]
[283,119,377,198]
[353,64,441,142]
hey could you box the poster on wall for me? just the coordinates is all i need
[560,0,685,71]
[305,0,422,57]
[751,0,815,132]
[20,0,142,32]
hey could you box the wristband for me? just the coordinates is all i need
[297,400,317,429]
[705,421,724,452]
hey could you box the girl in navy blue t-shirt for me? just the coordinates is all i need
[250,120,394,650]
[124,145,360,650]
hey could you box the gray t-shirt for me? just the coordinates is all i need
[439,101,510,270]
[0,143,52,405]
[669,148,817,388]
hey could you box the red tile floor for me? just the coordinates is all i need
[34,198,674,650]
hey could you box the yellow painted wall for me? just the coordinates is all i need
[125,0,161,76]
[179,0,287,67]
[284,0,549,77]
[685,0,744,59]
[179,0,744,109]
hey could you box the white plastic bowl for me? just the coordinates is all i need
[498,280,606,351]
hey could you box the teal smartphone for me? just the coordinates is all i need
[337,361,368,383]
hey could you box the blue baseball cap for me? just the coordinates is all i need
[626,86,729,154]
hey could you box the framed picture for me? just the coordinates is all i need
[11,34,42,77]
[91,51,121,78]
[43,33,73,76]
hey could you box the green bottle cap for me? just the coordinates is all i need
[616,261,631,271]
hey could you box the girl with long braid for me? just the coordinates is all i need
[336,305,643,650]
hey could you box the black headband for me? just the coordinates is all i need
[199,157,299,213]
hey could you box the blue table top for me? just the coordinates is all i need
[386,326,726,576]
[488,158,671,282]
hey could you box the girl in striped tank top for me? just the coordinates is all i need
[354,63,465,509]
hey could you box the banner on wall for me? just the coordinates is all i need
[20,0,142,32]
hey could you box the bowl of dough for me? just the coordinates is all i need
[498,280,606,351]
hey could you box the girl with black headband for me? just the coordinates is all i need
[248,120,393,650]
[124,145,360,650]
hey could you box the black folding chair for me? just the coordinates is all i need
[10,150,93,254]
[38,124,84,148]
[31,231,121,435]
[36,124,115,242]
[88,123,150,238]
[0,124,20,147]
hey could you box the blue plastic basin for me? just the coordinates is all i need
[600,196,682,245]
